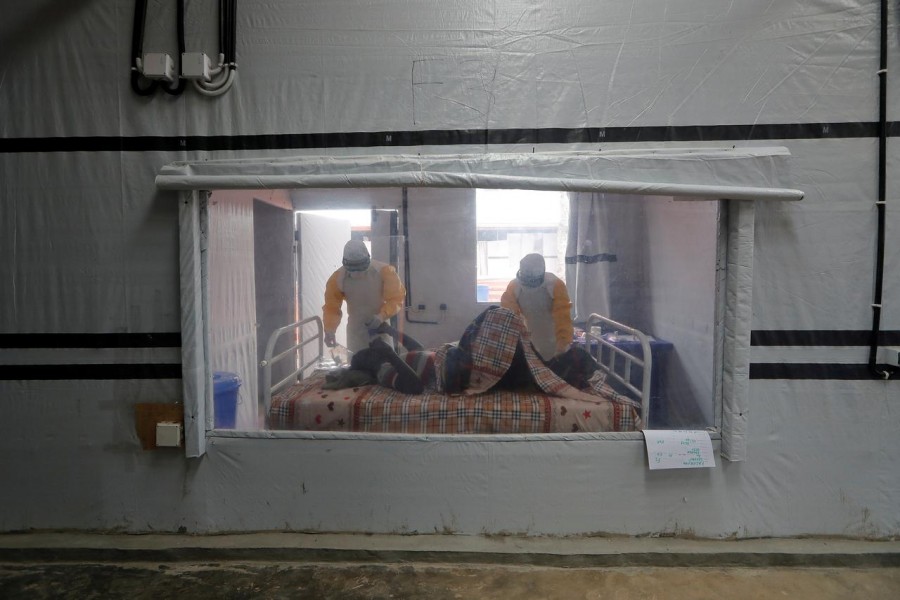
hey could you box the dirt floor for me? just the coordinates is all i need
[2,561,899,600]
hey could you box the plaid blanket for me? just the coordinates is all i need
[434,306,575,397]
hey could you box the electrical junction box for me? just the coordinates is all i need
[877,346,900,367]
[156,421,183,447]
[181,52,211,81]
[142,53,175,82]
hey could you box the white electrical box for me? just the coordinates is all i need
[877,346,900,367]
[156,421,183,447]
[142,53,175,82]
[181,52,211,81]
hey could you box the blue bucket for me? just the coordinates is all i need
[212,371,241,429]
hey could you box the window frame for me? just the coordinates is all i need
[164,149,803,460]
[474,188,567,304]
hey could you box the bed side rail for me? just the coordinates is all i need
[259,316,324,411]
[584,313,652,426]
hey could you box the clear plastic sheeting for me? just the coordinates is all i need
[172,149,789,463]
[157,147,803,202]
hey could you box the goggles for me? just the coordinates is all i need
[343,257,371,272]
[516,270,545,288]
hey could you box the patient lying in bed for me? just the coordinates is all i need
[343,306,603,397]
[350,335,434,394]
[270,307,642,433]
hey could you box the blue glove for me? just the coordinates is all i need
[324,332,337,347]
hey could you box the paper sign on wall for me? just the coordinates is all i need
[643,430,716,470]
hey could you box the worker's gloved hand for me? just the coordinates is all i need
[324,332,337,347]
[364,315,383,330]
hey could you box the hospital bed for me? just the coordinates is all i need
[259,313,651,434]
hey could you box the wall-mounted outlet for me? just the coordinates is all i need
[418,304,426,310]
[439,303,448,311]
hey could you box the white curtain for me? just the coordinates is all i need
[565,192,615,322]
[208,194,259,430]
[565,192,651,326]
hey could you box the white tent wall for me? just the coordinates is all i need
[0,0,898,537]
[403,188,481,348]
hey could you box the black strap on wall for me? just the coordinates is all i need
[2,121,896,154]
[867,0,897,379]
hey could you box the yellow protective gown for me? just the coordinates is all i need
[322,259,406,352]
[500,272,573,360]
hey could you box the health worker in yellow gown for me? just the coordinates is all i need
[500,253,573,361]
[322,240,406,352]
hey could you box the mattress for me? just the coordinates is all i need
[268,370,641,434]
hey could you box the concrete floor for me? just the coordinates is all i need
[1,533,898,599]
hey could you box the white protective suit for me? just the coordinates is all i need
[500,253,574,360]
[323,241,406,352]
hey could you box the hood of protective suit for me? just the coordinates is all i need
[516,253,546,287]
[342,240,371,271]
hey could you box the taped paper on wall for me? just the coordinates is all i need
[644,430,716,470]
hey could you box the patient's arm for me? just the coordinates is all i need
[369,338,425,394]
[373,322,424,352]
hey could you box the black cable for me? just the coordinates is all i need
[162,0,187,95]
[130,0,158,96]
[389,210,399,267]
[229,0,237,65]
[130,0,146,61]
[402,187,412,306]
[214,0,236,73]
[400,187,440,325]
[221,0,234,64]
[867,0,897,378]
[219,0,226,61]
[131,70,158,96]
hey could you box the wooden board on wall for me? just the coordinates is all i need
[134,403,184,450]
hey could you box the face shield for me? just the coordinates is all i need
[516,270,545,288]
[342,256,371,271]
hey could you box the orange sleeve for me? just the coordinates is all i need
[378,265,406,320]
[322,269,345,333]
[499,280,522,314]
[552,278,574,352]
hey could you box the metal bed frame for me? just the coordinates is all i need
[260,315,324,415]
[584,312,652,424]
